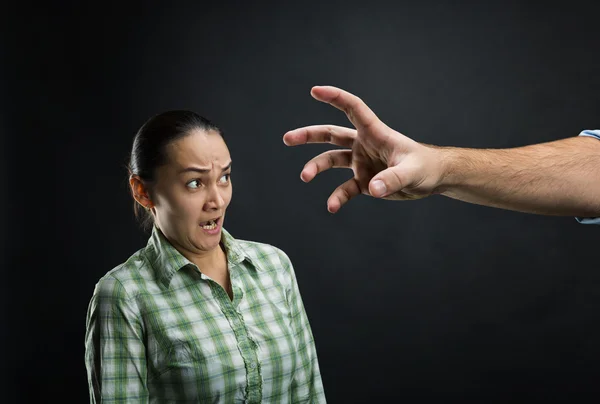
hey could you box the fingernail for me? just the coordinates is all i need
[372,180,387,197]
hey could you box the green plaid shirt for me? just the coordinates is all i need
[85,226,326,403]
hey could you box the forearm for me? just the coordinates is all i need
[434,136,600,217]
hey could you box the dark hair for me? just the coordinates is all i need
[127,110,223,231]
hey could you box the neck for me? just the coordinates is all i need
[188,244,226,271]
[156,225,227,272]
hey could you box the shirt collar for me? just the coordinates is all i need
[144,225,250,289]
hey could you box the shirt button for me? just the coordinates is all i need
[250,362,256,369]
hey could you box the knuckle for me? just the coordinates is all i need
[325,126,334,143]
[391,169,404,189]
[340,187,351,202]
[327,152,336,168]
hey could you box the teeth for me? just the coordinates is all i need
[201,219,217,230]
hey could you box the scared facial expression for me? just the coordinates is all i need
[152,129,232,256]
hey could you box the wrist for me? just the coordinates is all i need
[428,146,463,195]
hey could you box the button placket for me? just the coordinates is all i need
[211,278,262,403]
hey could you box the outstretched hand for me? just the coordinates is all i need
[283,86,446,213]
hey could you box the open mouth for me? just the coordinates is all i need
[200,217,220,230]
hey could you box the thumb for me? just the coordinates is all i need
[369,166,407,198]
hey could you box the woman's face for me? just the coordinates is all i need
[152,129,232,256]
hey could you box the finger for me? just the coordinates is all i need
[327,177,361,213]
[310,86,380,130]
[283,125,356,148]
[369,165,410,198]
[301,149,353,182]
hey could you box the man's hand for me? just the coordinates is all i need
[283,86,445,213]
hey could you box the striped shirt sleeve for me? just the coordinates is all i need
[85,276,149,403]
[575,130,600,225]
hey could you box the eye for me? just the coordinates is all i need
[187,179,201,189]
[219,173,230,184]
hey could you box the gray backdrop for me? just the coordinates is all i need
[3,1,600,402]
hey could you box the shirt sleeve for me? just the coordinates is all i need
[85,276,149,403]
[277,249,327,403]
[575,130,600,224]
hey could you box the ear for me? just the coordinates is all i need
[129,175,154,209]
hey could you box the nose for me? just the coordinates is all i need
[204,184,225,211]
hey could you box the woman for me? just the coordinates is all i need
[84,111,326,403]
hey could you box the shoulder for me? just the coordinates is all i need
[91,248,149,302]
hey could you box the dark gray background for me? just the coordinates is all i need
[3,1,600,402]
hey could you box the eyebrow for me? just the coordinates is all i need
[178,162,232,175]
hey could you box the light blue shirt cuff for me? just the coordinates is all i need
[579,129,600,140]
[576,217,600,224]
[575,130,600,224]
